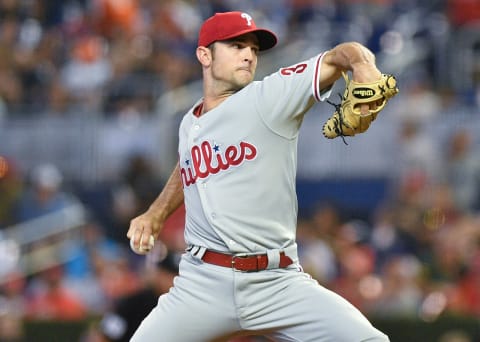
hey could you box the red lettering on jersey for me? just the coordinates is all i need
[180,166,196,187]
[280,63,307,76]
[180,141,257,187]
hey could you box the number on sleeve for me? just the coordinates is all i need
[280,63,307,76]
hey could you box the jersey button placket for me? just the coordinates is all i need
[190,121,201,143]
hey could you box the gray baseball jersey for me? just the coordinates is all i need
[131,52,389,342]
[178,53,330,254]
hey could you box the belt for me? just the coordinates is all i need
[202,250,293,272]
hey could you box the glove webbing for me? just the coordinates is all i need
[326,94,349,145]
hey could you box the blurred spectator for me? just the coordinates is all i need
[390,191,428,247]
[39,29,71,114]
[425,220,471,284]
[330,220,377,313]
[295,201,343,285]
[148,0,202,47]
[442,128,480,213]
[63,222,125,314]
[297,215,337,285]
[94,247,141,305]
[0,270,26,341]
[0,156,23,228]
[430,216,480,316]
[64,222,121,279]
[106,184,140,245]
[94,244,180,342]
[59,34,112,113]
[25,264,88,321]
[102,154,165,245]
[123,153,163,213]
[446,0,480,28]
[13,163,79,222]
[0,15,24,113]
[92,0,143,40]
[150,48,199,92]
[309,201,343,245]
[424,183,462,227]
[371,255,423,317]
[449,250,480,316]
[391,118,443,204]
[393,76,442,124]
[369,204,418,272]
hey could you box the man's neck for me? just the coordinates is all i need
[202,94,232,114]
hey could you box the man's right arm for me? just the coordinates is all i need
[127,162,184,250]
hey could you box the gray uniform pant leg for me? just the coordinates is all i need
[237,269,389,342]
[130,253,242,342]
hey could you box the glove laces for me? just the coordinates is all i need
[326,94,349,145]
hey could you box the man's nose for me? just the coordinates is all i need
[242,47,255,61]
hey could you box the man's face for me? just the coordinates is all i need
[209,33,260,91]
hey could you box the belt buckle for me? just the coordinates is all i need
[231,256,237,270]
[231,255,261,272]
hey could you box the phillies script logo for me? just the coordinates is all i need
[180,140,257,187]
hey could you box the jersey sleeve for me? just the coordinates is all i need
[254,52,332,139]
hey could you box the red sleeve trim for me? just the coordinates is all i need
[313,53,323,102]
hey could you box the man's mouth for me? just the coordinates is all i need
[238,67,251,73]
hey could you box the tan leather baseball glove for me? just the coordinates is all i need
[322,72,399,142]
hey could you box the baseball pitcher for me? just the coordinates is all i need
[127,11,398,342]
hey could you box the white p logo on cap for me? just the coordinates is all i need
[241,13,253,26]
[198,11,277,51]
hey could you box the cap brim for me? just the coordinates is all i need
[220,28,277,51]
[253,29,278,51]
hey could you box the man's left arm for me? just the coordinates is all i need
[320,42,380,97]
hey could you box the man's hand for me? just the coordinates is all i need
[127,210,164,253]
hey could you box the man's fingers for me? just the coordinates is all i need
[131,227,143,249]
[360,103,370,116]
[126,224,135,239]
[127,216,152,249]
[127,212,162,251]
[141,231,154,249]
[360,101,382,116]
[126,217,140,239]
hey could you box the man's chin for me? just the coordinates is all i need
[235,77,254,89]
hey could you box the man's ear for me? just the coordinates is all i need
[196,46,212,67]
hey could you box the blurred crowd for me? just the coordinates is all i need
[0,0,477,118]
[0,0,480,341]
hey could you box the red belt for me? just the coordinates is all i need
[202,250,293,272]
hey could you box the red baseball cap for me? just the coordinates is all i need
[198,12,278,51]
